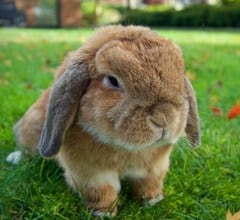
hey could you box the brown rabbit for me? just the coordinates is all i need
[7,25,200,216]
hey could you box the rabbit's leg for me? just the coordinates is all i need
[65,170,120,217]
[130,146,172,205]
[83,184,119,217]
[131,170,167,206]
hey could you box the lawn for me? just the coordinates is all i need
[0,27,240,220]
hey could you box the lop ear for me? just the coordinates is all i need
[184,77,201,147]
[39,61,90,157]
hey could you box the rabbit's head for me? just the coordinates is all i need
[39,25,200,157]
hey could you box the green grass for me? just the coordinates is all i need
[0,28,240,220]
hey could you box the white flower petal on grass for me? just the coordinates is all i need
[6,150,22,164]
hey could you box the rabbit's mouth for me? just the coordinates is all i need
[80,123,175,151]
[155,127,165,143]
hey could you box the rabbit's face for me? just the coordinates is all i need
[79,40,188,150]
[39,25,200,158]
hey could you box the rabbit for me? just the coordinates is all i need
[7,25,200,217]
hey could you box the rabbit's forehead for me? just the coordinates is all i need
[95,39,185,97]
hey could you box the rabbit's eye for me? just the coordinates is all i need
[103,75,123,91]
[108,76,119,87]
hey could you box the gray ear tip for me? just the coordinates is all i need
[39,148,49,158]
[38,140,50,157]
[39,143,60,158]
[38,127,61,158]
[39,146,50,158]
[39,141,61,158]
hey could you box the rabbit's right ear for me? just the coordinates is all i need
[184,77,201,148]
[39,61,90,158]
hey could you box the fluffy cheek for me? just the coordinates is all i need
[166,106,188,144]
[78,81,155,148]
[79,79,123,137]
[78,80,187,149]
[116,109,155,146]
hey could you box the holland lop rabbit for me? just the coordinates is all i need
[7,25,200,216]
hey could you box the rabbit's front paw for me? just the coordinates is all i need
[131,174,165,206]
[93,209,117,218]
[84,185,118,217]
[145,193,164,206]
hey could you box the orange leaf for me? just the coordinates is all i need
[228,104,240,120]
[211,106,222,116]
[226,209,240,220]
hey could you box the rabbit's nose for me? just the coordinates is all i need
[149,119,162,129]
[147,113,166,129]
[148,118,165,140]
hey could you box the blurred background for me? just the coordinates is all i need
[0,0,239,28]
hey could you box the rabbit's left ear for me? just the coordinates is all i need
[39,61,90,157]
[184,77,201,147]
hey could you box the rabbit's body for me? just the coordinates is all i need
[60,126,172,213]
[13,87,172,215]
[8,25,200,216]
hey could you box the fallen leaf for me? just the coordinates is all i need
[41,66,56,74]
[235,99,240,105]
[201,53,209,62]
[63,43,71,51]
[211,106,222,116]
[80,36,87,42]
[41,39,48,44]
[15,32,28,44]
[186,71,196,81]
[0,77,9,85]
[217,80,223,88]
[25,83,33,90]
[210,95,220,105]
[228,104,240,120]
[208,80,223,93]
[226,209,240,220]
[3,59,12,67]
[16,55,24,62]
[27,42,36,49]
[208,85,213,93]
[45,58,52,65]
[0,53,5,59]
[236,50,240,56]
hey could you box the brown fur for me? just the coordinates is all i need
[14,25,200,216]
